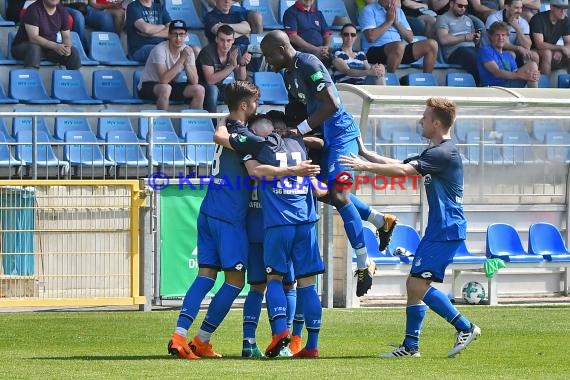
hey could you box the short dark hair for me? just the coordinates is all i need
[426,97,456,129]
[504,0,522,6]
[217,24,235,37]
[340,23,357,34]
[223,80,260,111]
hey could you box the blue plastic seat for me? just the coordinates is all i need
[465,131,503,164]
[391,130,424,161]
[7,31,56,66]
[494,119,526,134]
[538,74,550,88]
[558,73,570,88]
[485,223,543,263]
[105,130,149,177]
[54,110,93,141]
[97,111,138,141]
[532,120,564,142]
[9,69,60,104]
[0,83,18,104]
[70,31,99,66]
[384,72,400,86]
[501,130,536,164]
[152,130,195,167]
[12,109,56,141]
[0,118,15,143]
[0,132,24,177]
[15,130,69,177]
[386,224,421,264]
[403,72,437,86]
[185,130,215,165]
[528,223,570,262]
[89,32,139,65]
[446,72,476,87]
[180,109,215,138]
[317,0,352,30]
[64,130,116,177]
[254,71,289,105]
[138,110,177,140]
[451,241,487,264]
[52,69,103,105]
[243,0,283,29]
[0,13,15,26]
[0,49,17,65]
[279,0,296,24]
[362,227,401,265]
[377,120,415,141]
[185,32,202,47]
[545,131,570,162]
[454,119,480,143]
[92,70,144,104]
[164,0,204,29]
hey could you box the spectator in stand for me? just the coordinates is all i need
[332,23,387,85]
[126,0,172,62]
[197,25,250,114]
[530,0,570,75]
[402,0,437,38]
[467,0,501,22]
[138,20,205,110]
[204,0,253,53]
[202,0,262,34]
[483,0,539,66]
[359,0,438,73]
[21,0,74,28]
[282,0,332,66]
[89,0,127,35]
[436,0,481,83]
[478,21,540,87]
[429,0,486,30]
[12,0,81,69]
[521,0,540,22]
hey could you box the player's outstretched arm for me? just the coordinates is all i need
[357,137,402,165]
[245,160,320,179]
[339,154,418,176]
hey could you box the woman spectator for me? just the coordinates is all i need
[332,23,386,85]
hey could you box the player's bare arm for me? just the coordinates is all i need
[339,154,418,176]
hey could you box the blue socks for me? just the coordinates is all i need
[403,304,427,350]
[349,194,372,220]
[292,287,304,337]
[200,282,242,335]
[285,288,297,330]
[338,203,367,268]
[176,276,216,333]
[298,284,321,350]
[423,287,471,332]
[243,289,264,342]
[266,279,287,334]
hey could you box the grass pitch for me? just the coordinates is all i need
[1,305,569,379]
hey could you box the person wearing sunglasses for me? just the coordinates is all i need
[332,23,386,85]
[478,21,540,87]
[436,0,482,83]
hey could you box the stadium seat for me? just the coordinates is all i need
[63,130,116,177]
[0,13,15,26]
[446,72,476,87]
[180,109,215,138]
[401,72,437,86]
[0,118,15,142]
[391,130,424,161]
[558,73,570,88]
[329,34,343,51]
[486,223,544,263]
[52,69,103,105]
[89,32,139,66]
[138,110,177,140]
[70,31,99,66]
[151,130,195,169]
[279,0,297,24]
[0,49,17,65]
[377,119,415,142]
[500,130,536,164]
[15,130,69,178]
[494,119,526,134]
[9,69,60,104]
[185,130,216,166]
[454,119,480,143]
[532,120,564,142]
[465,131,503,164]
[7,31,56,66]
[254,71,289,105]
[243,0,283,29]
[451,241,487,264]
[105,130,149,178]
[12,109,56,141]
[0,83,18,104]
[384,72,400,86]
[164,0,204,29]
[317,0,352,30]
[92,70,144,104]
[185,32,202,48]
[54,109,94,141]
[0,132,24,177]
[544,131,570,162]
[528,223,570,262]
[386,224,421,263]
[538,74,550,88]
[362,227,401,264]
[97,110,139,141]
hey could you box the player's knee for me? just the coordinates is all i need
[251,283,266,293]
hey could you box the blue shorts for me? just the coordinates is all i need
[321,137,359,182]
[264,223,324,279]
[248,242,296,285]
[197,213,247,271]
[409,239,463,283]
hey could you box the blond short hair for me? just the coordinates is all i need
[426,97,456,129]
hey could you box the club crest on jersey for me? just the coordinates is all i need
[414,257,422,267]
[310,71,324,82]
[424,174,432,185]
[238,135,247,142]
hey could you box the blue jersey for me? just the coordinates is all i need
[230,133,318,228]
[284,52,360,145]
[405,140,467,241]
[200,119,258,224]
[246,184,264,243]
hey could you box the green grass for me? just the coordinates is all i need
[1,306,569,379]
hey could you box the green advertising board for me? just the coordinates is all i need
[159,185,250,298]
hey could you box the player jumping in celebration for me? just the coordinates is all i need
[260,30,397,297]
[339,98,481,358]
[167,81,260,360]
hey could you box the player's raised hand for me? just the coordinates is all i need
[339,153,369,171]
[290,160,320,177]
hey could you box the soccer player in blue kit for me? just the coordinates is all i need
[339,98,481,358]
[260,30,397,297]
[167,81,261,360]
